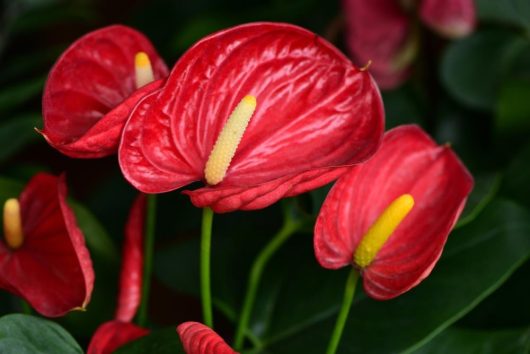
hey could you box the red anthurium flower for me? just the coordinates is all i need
[115,194,145,322]
[41,25,168,158]
[314,125,473,299]
[420,0,476,38]
[343,0,414,90]
[0,173,94,317]
[87,195,148,354]
[343,0,476,89]
[177,322,238,354]
[119,22,384,213]
[88,321,149,354]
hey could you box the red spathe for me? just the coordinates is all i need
[42,25,168,158]
[115,194,145,322]
[119,22,384,212]
[88,194,148,353]
[87,321,149,354]
[0,173,94,317]
[343,0,476,89]
[177,322,238,354]
[420,0,476,38]
[314,125,474,300]
[343,0,412,90]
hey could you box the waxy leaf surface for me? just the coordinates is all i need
[263,200,530,353]
[0,314,83,354]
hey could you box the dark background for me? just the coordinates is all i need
[0,0,529,353]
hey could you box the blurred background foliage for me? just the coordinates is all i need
[0,0,529,353]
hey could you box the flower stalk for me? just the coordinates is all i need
[201,207,215,327]
[234,215,301,350]
[326,269,359,354]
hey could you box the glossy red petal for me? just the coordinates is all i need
[119,90,199,193]
[42,25,168,158]
[343,0,414,89]
[185,166,348,213]
[177,322,238,354]
[314,125,473,299]
[115,194,145,322]
[420,0,476,38]
[120,22,384,210]
[0,173,94,317]
[87,321,149,354]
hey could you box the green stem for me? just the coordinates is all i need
[233,219,300,350]
[326,269,359,354]
[201,207,214,327]
[137,194,157,327]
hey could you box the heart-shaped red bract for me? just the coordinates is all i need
[177,322,238,354]
[115,194,145,322]
[87,194,148,353]
[343,0,413,90]
[87,321,149,354]
[420,0,476,38]
[0,173,94,317]
[119,22,384,213]
[343,0,476,89]
[314,125,474,300]
[42,25,168,158]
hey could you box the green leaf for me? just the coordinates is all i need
[0,114,41,164]
[0,77,44,114]
[441,29,529,110]
[70,201,119,263]
[412,327,530,354]
[476,0,530,32]
[496,79,530,139]
[459,259,530,329]
[502,142,530,209]
[0,314,82,354]
[115,328,184,354]
[433,97,492,172]
[259,200,530,353]
[456,173,501,228]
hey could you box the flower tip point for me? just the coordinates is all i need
[3,198,24,250]
[135,51,154,88]
[134,52,150,68]
[360,60,372,72]
[242,95,257,106]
